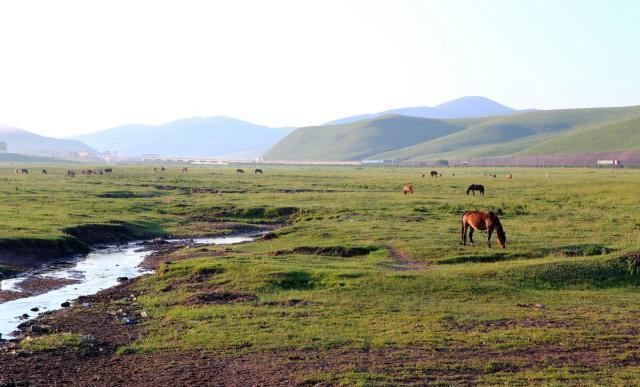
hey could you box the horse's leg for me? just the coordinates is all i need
[469,228,474,246]
[487,226,493,248]
[461,221,467,245]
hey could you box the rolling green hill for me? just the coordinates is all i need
[264,105,640,161]
[262,115,463,161]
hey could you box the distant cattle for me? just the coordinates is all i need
[160,167,166,172]
[430,171,438,178]
[254,168,263,174]
[182,167,188,173]
[236,169,245,174]
[67,170,75,177]
[104,168,113,173]
[421,173,426,178]
[403,184,414,195]
[41,169,48,174]
[506,174,513,180]
[19,169,29,174]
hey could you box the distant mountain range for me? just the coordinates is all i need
[264,103,640,161]
[2,96,638,162]
[73,117,294,159]
[0,124,98,159]
[325,96,529,125]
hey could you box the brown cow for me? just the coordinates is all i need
[403,184,414,195]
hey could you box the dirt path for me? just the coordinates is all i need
[387,246,430,271]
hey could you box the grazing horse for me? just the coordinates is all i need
[460,211,506,248]
[182,167,188,173]
[41,169,48,174]
[506,174,513,179]
[236,169,245,174]
[430,170,438,178]
[255,168,263,174]
[466,184,485,196]
[403,184,414,195]
[67,170,75,177]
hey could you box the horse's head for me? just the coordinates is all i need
[496,226,506,248]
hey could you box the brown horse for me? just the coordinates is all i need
[506,174,513,179]
[403,184,414,194]
[460,210,506,248]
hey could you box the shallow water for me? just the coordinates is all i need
[0,235,255,338]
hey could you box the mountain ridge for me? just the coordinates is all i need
[0,124,98,159]
[265,104,640,161]
[73,116,295,158]
[325,96,525,125]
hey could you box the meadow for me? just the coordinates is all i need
[2,164,640,385]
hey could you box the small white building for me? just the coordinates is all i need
[597,159,623,167]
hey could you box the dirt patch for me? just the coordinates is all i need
[186,291,257,305]
[15,277,80,294]
[387,246,429,271]
[63,222,163,246]
[256,299,319,307]
[0,290,26,303]
[272,246,378,257]
[442,317,576,332]
[0,343,629,386]
[0,237,89,269]
[0,277,81,303]
[97,191,162,199]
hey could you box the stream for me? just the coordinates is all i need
[0,234,256,338]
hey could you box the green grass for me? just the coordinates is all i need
[3,164,640,384]
[19,333,95,352]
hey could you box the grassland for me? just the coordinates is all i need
[264,105,640,161]
[2,164,640,385]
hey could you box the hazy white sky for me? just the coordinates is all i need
[1,0,639,137]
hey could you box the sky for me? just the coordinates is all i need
[0,0,639,137]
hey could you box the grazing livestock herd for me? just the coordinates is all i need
[408,170,517,248]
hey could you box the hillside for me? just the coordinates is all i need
[265,105,640,161]
[326,96,519,125]
[262,115,464,161]
[519,114,640,155]
[74,116,294,159]
[0,124,97,159]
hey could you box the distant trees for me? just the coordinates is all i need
[0,141,6,152]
